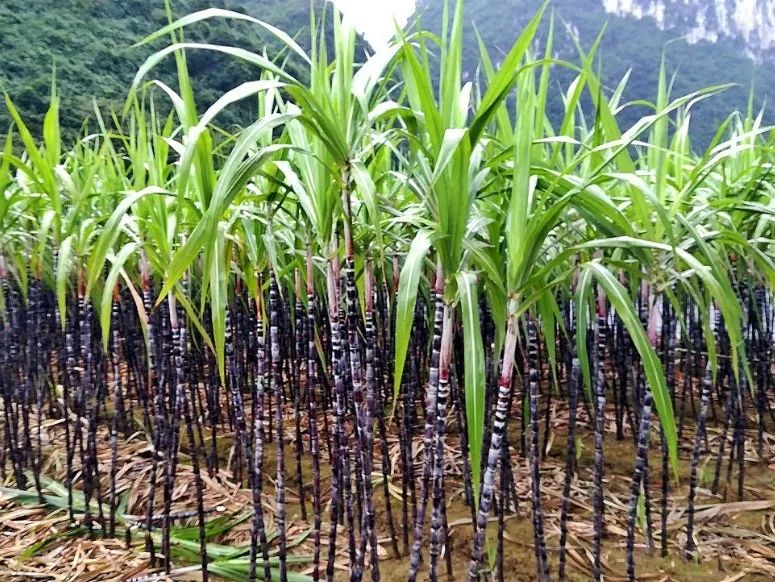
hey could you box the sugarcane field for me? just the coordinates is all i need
[2,0,775,580]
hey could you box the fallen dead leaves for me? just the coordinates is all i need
[1,395,775,580]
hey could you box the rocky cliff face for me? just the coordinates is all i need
[601,0,775,61]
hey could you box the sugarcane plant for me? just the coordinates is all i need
[0,1,774,581]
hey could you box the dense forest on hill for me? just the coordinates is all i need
[1,0,770,145]
[416,0,771,145]
[0,0,312,137]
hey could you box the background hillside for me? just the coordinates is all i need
[415,0,773,145]
[0,0,312,137]
[1,0,771,145]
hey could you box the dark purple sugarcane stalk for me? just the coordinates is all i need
[183,312,206,466]
[753,284,767,457]
[229,280,245,482]
[527,316,550,580]
[396,260,414,554]
[642,438,655,553]
[0,314,9,484]
[541,325,554,460]
[452,330,476,519]
[1,265,25,491]
[248,285,272,582]
[372,273,400,561]
[119,296,144,436]
[725,382,739,497]
[53,251,75,524]
[496,428,508,582]
[245,297,257,453]
[326,246,354,582]
[293,271,308,522]
[163,285,208,579]
[467,298,520,581]
[88,292,107,535]
[664,299,677,407]
[677,303,695,442]
[28,271,45,502]
[108,286,123,537]
[269,275,288,582]
[558,356,580,582]
[429,299,454,581]
[626,388,653,582]
[338,268,361,556]
[140,259,164,565]
[78,287,99,539]
[710,304,732,495]
[161,292,186,574]
[764,290,774,427]
[400,359,415,553]
[338,290,360,562]
[6,280,24,487]
[177,292,208,582]
[615,316,634,440]
[685,365,712,560]
[640,290,657,555]
[660,299,674,558]
[342,245,368,581]
[205,344,220,475]
[453,365,476,525]
[711,376,734,496]
[305,249,324,581]
[407,264,444,582]
[361,262,381,580]
[592,290,607,582]
[20,267,37,498]
[611,316,623,439]
[733,368,747,501]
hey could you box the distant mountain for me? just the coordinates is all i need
[417,0,773,145]
[0,0,312,139]
[601,0,775,61]
[1,0,771,147]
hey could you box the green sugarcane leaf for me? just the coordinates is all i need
[150,80,187,124]
[37,473,70,498]
[137,8,311,65]
[351,159,384,254]
[56,235,74,330]
[432,128,468,185]
[470,1,547,142]
[457,270,485,499]
[507,63,536,291]
[285,86,349,164]
[176,290,215,354]
[171,514,249,541]
[211,221,228,383]
[537,288,559,391]
[42,86,61,169]
[87,187,169,295]
[393,230,432,411]
[398,33,444,153]
[99,242,138,350]
[198,80,285,130]
[4,95,58,208]
[131,43,294,95]
[21,528,81,559]
[158,131,293,305]
[34,209,56,274]
[574,267,594,405]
